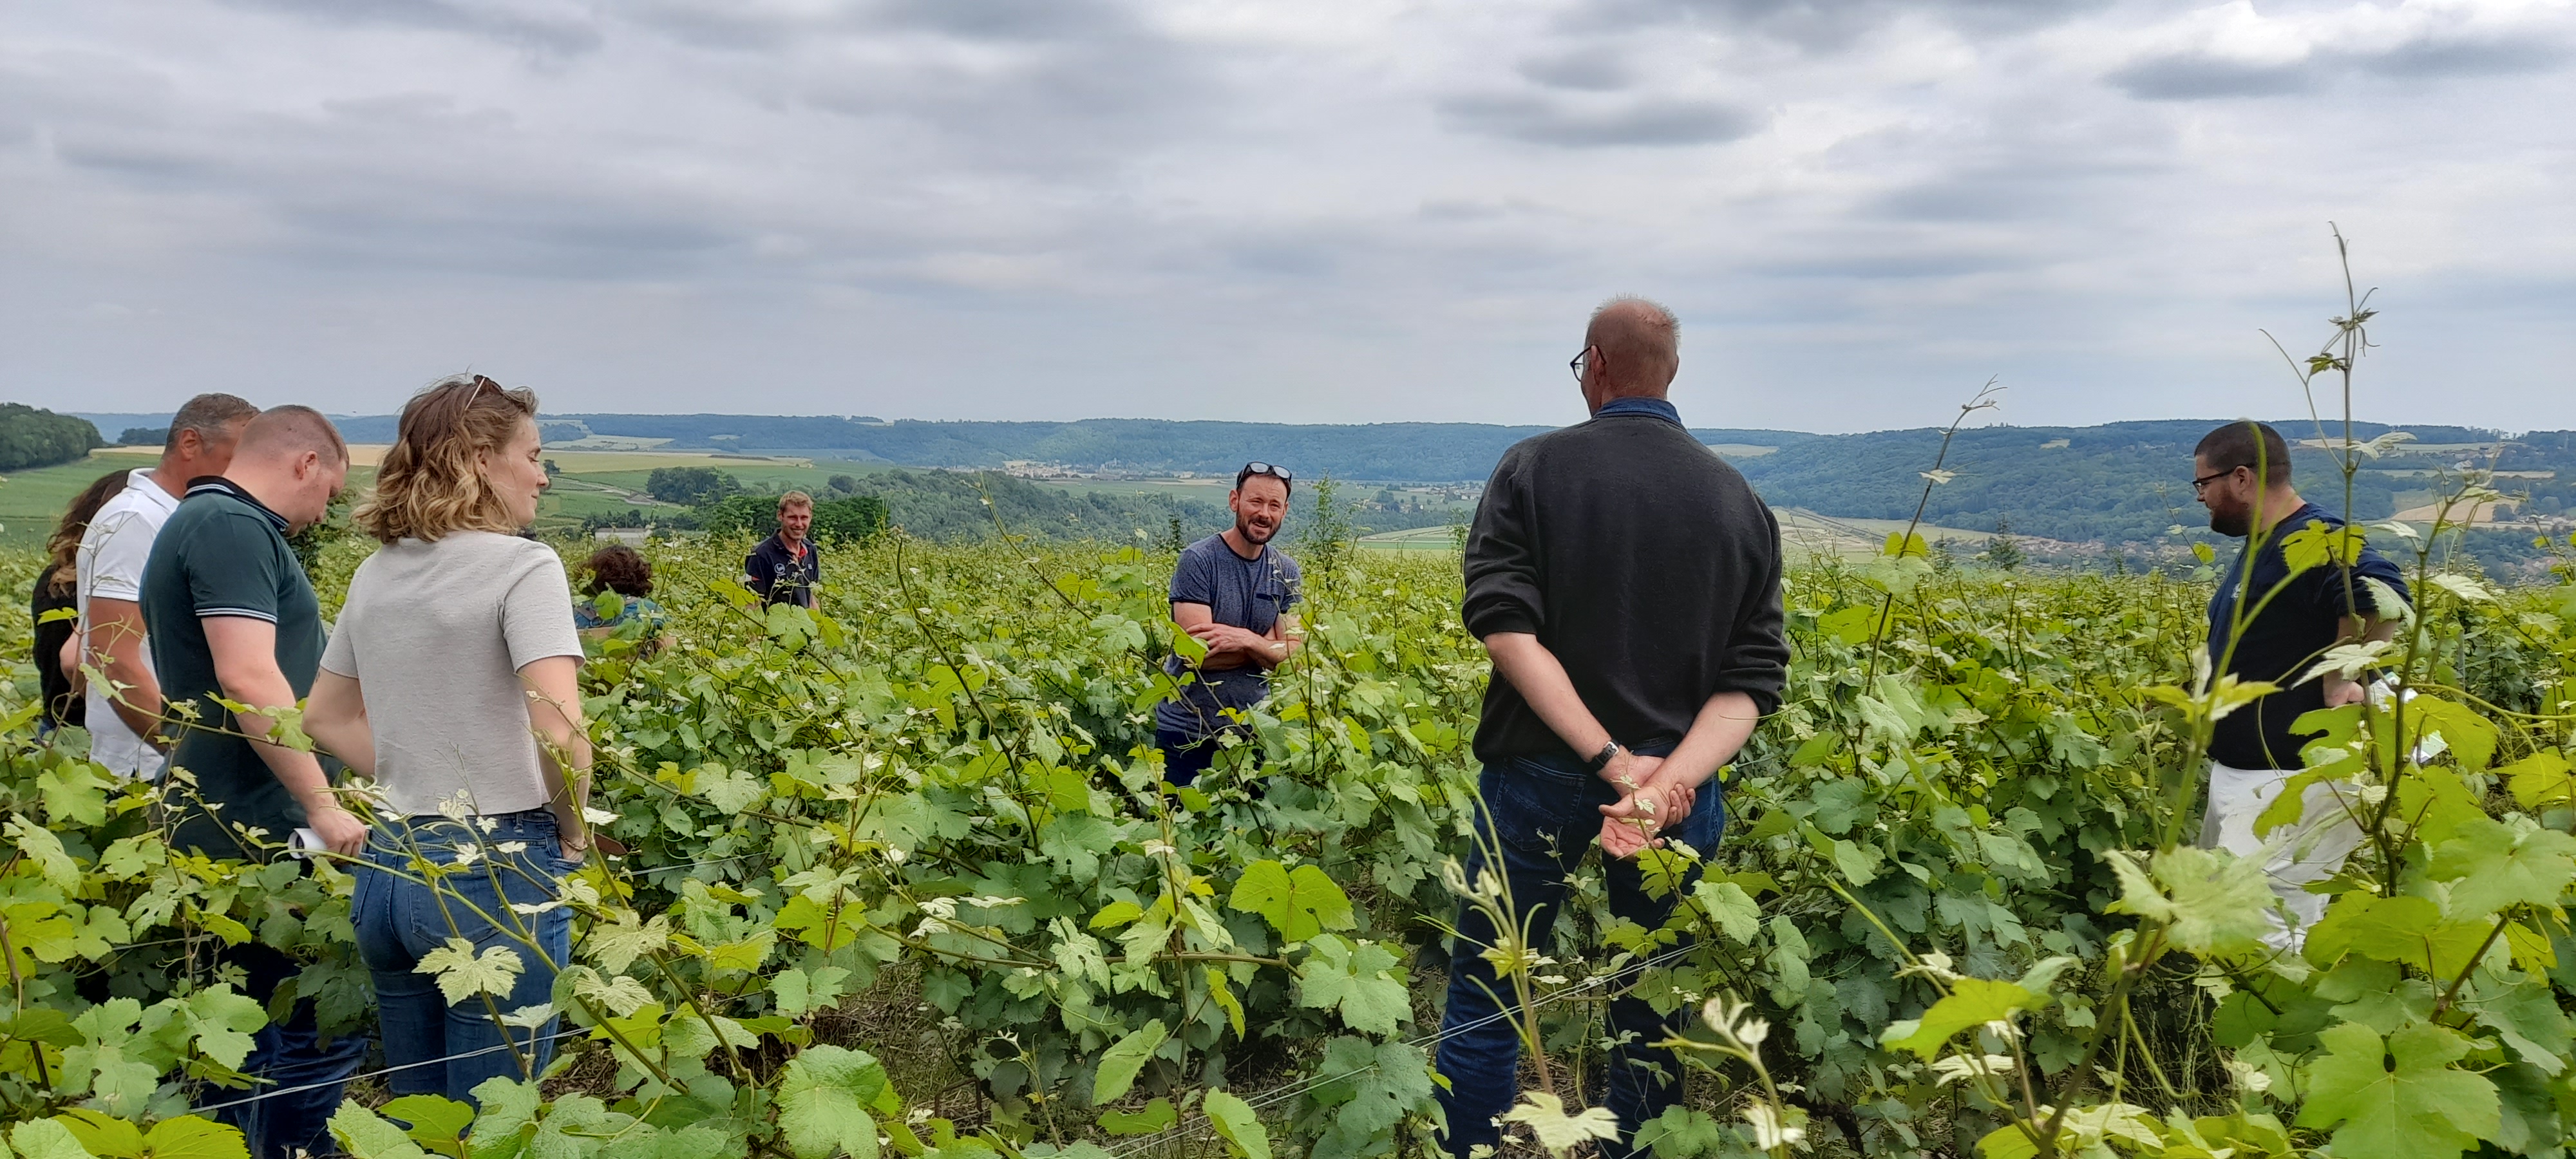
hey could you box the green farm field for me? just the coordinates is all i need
[0,449,388,546]
[0,449,157,544]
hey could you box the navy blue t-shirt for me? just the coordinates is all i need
[745,532,819,608]
[2206,502,2410,769]
[1155,535,1302,738]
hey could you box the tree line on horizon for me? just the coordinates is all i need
[21,405,2570,573]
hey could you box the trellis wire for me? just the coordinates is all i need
[1106,937,1709,1158]
[192,1026,589,1116]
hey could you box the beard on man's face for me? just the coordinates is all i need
[1236,514,1276,544]
[2207,504,2252,538]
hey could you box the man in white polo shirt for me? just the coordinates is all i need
[76,393,258,778]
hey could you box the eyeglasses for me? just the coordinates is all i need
[2192,467,2241,493]
[1569,346,1596,384]
[1241,462,1293,484]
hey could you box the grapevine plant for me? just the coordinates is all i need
[0,247,2573,1159]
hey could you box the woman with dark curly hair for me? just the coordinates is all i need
[32,469,135,733]
[575,544,672,654]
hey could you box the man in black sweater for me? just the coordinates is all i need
[1435,297,1789,1159]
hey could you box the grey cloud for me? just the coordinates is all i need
[1517,48,1633,91]
[214,0,603,54]
[317,93,515,134]
[626,0,1142,50]
[2361,35,2568,79]
[2108,54,2312,100]
[1569,0,2108,51]
[645,2,1224,176]
[2114,26,2573,100]
[1441,92,1759,147]
[1862,153,2172,225]
[14,59,755,281]
[1749,244,2038,281]
[5,0,2573,429]
[869,0,1133,41]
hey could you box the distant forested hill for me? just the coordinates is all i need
[1724,419,2543,546]
[848,469,1233,543]
[538,415,1815,482]
[57,408,2573,570]
[0,405,102,471]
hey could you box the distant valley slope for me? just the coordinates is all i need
[66,411,2573,569]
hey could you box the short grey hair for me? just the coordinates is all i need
[166,393,259,453]
[1591,295,1680,350]
[1586,296,1682,395]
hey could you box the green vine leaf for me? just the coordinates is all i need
[2103,846,2275,957]
[776,1046,893,1159]
[2427,816,2576,919]
[1293,937,1410,1037]
[2295,1022,2499,1158]
[8,1118,102,1159]
[2503,749,2576,811]
[1880,977,2045,1060]
[1204,1088,1273,1159]
[414,939,526,1004]
[1093,1019,1168,1104]
[1227,860,1354,944]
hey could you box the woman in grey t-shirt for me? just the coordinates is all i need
[304,375,592,1107]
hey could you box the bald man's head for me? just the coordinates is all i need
[1584,296,1680,399]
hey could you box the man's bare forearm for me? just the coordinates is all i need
[86,599,166,740]
[1642,690,1761,793]
[220,668,337,812]
[1244,622,1301,671]
[2341,614,2401,646]
[99,643,166,740]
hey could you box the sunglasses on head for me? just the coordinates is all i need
[1241,462,1293,484]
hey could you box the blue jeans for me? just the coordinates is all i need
[1434,750,1723,1159]
[209,941,370,1159]
[353,809,577,1106]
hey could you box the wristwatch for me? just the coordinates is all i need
[1582,740,1624,775]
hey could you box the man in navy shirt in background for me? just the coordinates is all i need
[745,491,819,608]
[2193,420,2409,950]
[1153,464,1303,784]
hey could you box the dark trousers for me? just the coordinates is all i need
[1155,724,1220,786]
[1434,749,1722,1159]
[209,941,370,1159]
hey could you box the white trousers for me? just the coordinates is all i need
[2200,762,2368,952]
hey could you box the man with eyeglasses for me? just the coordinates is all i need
[2192,420,2407,950]
[1152,462,1303,785]
[1436,296,1788,1159]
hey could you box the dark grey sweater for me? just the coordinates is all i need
[1462,411,1789,764]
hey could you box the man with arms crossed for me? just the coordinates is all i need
[2193,420,2408,950]
[746,491,820,608]
[1436,298,1788,1159]
[75,393,258,778]
[142,406,365,1158]
[1153,464,1302,785]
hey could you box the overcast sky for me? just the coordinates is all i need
[5,1,2571,433]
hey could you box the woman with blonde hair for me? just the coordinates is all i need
[304,374,592,1105]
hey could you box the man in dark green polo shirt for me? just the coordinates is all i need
[146,406,359,860]
[140,405,361,1158]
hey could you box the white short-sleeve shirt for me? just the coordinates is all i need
[75,468,181,779]
[320,532,586,818]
